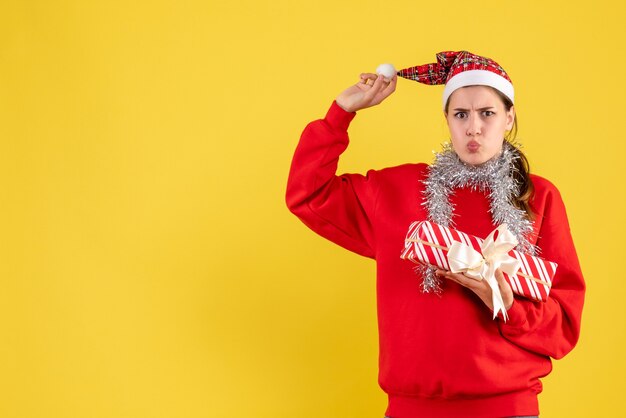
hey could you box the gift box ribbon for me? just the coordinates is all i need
[408,224,526,321]
[447,224,521,320]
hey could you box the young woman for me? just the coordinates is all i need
[286,51,585,418]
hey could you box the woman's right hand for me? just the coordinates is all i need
[335,73,397,113]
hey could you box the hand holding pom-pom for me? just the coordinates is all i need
[335,65,397,113]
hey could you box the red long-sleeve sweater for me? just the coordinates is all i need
[286,101,585,418]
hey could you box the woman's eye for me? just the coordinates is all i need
[482,110,495,117]
[454,112,467,119]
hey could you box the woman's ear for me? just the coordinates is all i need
[506,106,516,130]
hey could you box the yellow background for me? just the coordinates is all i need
[1,1,623,417]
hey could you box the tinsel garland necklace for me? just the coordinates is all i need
[418,141,536,293]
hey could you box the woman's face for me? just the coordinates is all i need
[445,86,515,166]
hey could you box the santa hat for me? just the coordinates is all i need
[397,51,514,109]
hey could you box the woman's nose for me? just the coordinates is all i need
[466,114,482,136]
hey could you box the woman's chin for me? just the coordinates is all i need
[458,154,488,166]
[457,149,502,166]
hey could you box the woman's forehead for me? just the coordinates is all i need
[448,86,504,107]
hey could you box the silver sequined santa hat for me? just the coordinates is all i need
[397,51,514,109]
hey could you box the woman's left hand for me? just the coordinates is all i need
[436,268,515,312]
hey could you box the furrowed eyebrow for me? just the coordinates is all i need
[452,107,496,112]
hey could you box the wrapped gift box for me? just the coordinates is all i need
[400,221,556,302]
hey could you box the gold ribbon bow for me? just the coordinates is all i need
[446,224,522,321]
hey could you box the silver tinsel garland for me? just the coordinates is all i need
[418,141,536,293]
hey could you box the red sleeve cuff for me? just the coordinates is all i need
[498,300,528,328]
[325,100,357,132]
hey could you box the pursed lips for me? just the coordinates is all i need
[467,140,480,152]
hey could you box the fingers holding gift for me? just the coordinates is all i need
[494,268,515,309]
[437,268,516,312]
[436,269,481,290]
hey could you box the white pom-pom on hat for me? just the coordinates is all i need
[376,63,396,79]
